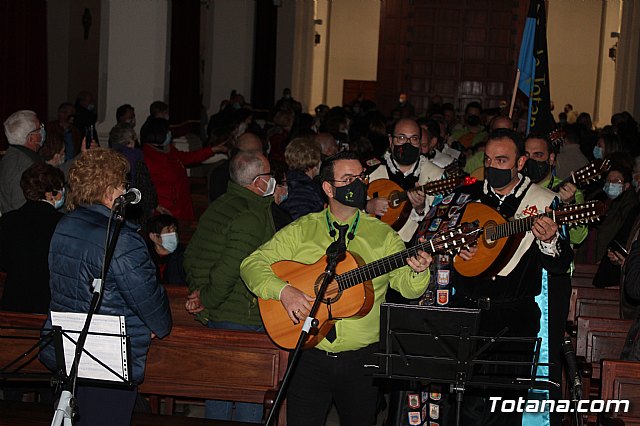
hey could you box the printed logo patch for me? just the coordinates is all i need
[428,218,442,232]
[408,393,420,409]
[408,411,421,425]
[442,193,455,205]
[437,289,449,305]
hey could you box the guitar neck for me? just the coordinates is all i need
[336,234,447,290]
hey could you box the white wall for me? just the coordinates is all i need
[310,0,329,111]
[594,0,621,125]
[547,0,621,127]
[97,0,170,140]
[324,0,380,107]
[201,0,255,116]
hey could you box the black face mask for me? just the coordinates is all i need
[333,179,368,210]
[392,143,420,165]
[522,158,550,183]
[485,166,515,189]
[467,115,480,127]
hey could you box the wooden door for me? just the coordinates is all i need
[377,0,528,117]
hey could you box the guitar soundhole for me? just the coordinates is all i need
[314,273,342,304]
[388,191,401,208]
[483,221,498,248]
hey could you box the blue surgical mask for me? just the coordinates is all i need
[54,189,65,210]
[160,232,178,253]
[593,146,603,160]
[279,191,289,203]
[603,182,624,199]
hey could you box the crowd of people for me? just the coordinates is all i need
[1,89,640,425]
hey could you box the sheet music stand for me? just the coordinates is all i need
[374,303,549,426]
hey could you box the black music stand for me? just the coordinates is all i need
[374,303,549,426]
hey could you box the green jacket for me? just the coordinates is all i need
[184,182,275,326]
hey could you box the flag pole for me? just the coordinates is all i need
[509,69,520,119]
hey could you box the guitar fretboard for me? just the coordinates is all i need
[335,230,472,291]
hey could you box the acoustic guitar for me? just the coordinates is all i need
[259,223,482,349]
[453,201,606,278]
[368,174,467,230]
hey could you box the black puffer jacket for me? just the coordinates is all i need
[39,204,172,384]
[280,169,324,220]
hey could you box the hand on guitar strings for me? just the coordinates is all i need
[457,245,478,261]
[280,285,315,324]
[406,250,433,273]
[407,186,426,213]
[557,182,577,204]
[531,212,559,243]
[366,197,389,216]
[185,289,205,314]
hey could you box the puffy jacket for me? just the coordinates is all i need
[184,182,275,326]
[143,144,213,220]
[39,204,172,384]
[280,169,325,220]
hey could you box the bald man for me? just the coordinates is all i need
[315,132,339,158]
[208,132,265,202]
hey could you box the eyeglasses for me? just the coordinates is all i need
[392,134,421,146]
[28,123,44,135]
[329,172,369,185]
[606,178,624,184]
[253,172,274,181]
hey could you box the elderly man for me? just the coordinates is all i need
[0,110,45,213]
[184,150,276,423]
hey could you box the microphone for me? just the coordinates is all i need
[562,337,582,399]
[115,188,142,206]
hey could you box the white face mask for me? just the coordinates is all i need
[259,176,276,197]
[160,232,178,253]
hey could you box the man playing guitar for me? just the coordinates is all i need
[446,129,574,425]
[366,118,445,242]
[240,151,433,426]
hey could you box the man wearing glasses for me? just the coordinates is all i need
[367,118,445,242]
[0,110,46,214]
[241,151,432,426]
[183,151,276,423]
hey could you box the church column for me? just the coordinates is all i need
[201,0,255,117]
[96,0,170,143]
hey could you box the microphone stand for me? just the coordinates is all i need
[265,224,349,426]
[51,203,126,426]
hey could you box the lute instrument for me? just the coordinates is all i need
[453,201,606,278]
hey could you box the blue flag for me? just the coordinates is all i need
[517,0,555,135]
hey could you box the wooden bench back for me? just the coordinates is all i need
[568,287,620,325]
[576,317,631,380]
[601,360,640,424]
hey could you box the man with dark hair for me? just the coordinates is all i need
[46,102,82,161]
[241,151,432,426]
[367,118,444,242]
[149,101,170,120]
[146,214,186,285]
[523,133,587,423]
[116,104,136,127]
[436,128,573,425]
[451,101,488,148]
[0,162,65,313]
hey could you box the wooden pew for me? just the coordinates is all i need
[0,310,289,425]
[140,326,288,425]
[573,263,599,279]
[576,317,631,375]
[165,284,201,327]
[567,287,620,326]
[0,311,49,380]
[601,360,640,425]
